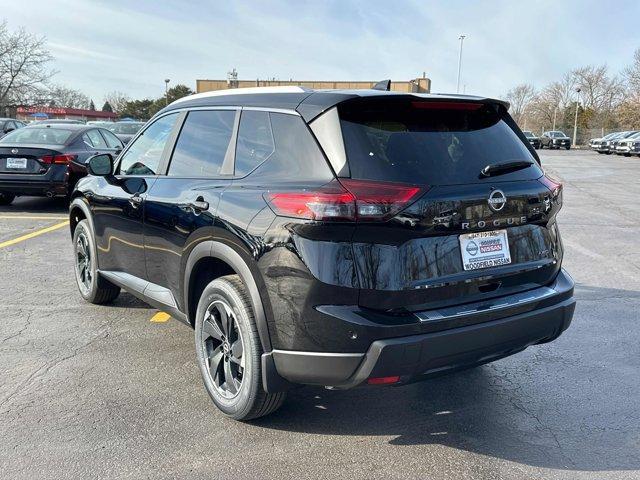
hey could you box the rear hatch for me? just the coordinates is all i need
[335,96,563,312]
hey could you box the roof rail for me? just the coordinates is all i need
[172,86,310,106]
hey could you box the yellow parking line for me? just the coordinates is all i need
[0,220,69,249]
[150,312,171,323]
[0,215,68,220]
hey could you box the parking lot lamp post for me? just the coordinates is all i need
[572,87,581,147]
[164,79,170,106]
[456,35,466,93]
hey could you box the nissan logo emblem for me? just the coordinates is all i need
[11,148,18,154]
[466,241,479,256]
[488,189,507,212]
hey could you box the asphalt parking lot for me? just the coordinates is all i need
[1,149,639,480]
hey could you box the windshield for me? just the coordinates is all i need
[108,123,144,135]
[338,99,541,186]
[523,131,534,138]
[549,132,566,138]
[0,127,73,145]
[623,131,639,138]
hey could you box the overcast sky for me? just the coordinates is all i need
[4,0,639,103]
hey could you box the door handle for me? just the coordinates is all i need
[188,198,209,213]
[129,194,143,208]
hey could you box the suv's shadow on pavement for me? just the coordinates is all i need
[253,284,640,473]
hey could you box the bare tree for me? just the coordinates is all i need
[545,72,577,110]
[45,84,90,109]
[572,65,625,112]
[504,83,536,125]
[103,91,130,114]
[0,20,55,113]
[616,95,640,129]
[623,48,640,94]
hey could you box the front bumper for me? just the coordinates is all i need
[267,269,575,388]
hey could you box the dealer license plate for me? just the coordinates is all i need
[6,158,28,169]
[459,229,512,271]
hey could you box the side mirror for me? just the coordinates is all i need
[87,153,113,176]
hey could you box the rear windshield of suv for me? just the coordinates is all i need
[338,98,541,186]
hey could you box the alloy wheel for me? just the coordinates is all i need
[202,300,245,398]
[75,232,92,294]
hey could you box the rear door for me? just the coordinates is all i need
[332,97,563,311]
[143,108,238,305]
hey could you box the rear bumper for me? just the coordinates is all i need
[0,165,68,197]
[268,269,575,388]
[0,180,67,197]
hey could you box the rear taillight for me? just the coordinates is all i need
[266,182,355,221]
[540,175,562,198]
[265,179,425,222]
[41,154,76,165]
[340,179,423,221]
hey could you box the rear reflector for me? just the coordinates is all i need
[265,179,425,222]
[41,154,76,165]
[367,376,400,385]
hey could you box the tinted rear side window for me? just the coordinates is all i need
[85,129,108,148]
[235,110,275,177]
[244,113,333,181]
[100,129,123,149]
[339,99,541,185]
[168,110,235,177]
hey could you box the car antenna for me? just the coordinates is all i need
[372,79,391,91]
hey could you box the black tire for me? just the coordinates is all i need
[73,219,120,304]
[195,274,286,420]
[565,146,570,150]
[0,193,15,205]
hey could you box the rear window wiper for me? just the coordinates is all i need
[480,160,533,178]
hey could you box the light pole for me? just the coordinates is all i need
[572,87,581,147]
[456,35,466,94]
[164,79,170,106]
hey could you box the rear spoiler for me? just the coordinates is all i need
[297,91,510,123]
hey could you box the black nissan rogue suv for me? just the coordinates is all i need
[69,87,575,420]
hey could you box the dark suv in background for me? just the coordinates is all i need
[540,131,571,149]
[70,87,575,420]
